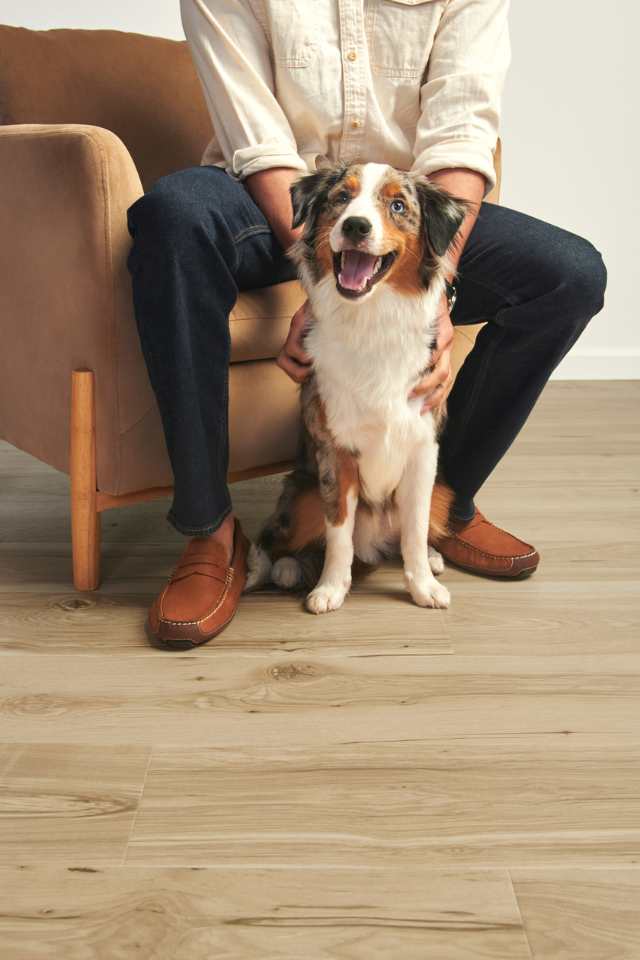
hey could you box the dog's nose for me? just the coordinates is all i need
[342,216,372,241]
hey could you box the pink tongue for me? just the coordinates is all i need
[339,251,378,291]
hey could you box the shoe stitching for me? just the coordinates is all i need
[442,539,538,563]
[446,517,537,562]
[158,567,235,625]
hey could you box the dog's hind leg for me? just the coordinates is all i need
[428,544,445,576]
[244,542,273,592]
[271,556,303,589]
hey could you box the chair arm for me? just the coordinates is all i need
[0,124,144,491]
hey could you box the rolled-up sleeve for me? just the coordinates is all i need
[411,0,510,195]
[180,0,308,179]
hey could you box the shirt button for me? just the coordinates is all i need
[351,119,361,129]
[346,50,357,61]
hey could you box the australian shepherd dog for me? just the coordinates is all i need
[246,161,468,613]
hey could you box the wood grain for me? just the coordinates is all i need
[0,744,150,864]
[0,866,530,959]
[512,869,640,959]
[127,734,640,868]
[444,580,640,655]
[1,654,639,745]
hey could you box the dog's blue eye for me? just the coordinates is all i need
[390,199,406,214]
[336,191,350,204]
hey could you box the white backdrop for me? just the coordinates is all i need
[4,1,638,378]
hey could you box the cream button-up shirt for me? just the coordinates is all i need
[181,0,510,195]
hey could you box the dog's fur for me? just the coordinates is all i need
[246,161,468,613]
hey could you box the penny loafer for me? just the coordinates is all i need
[435,509,540,579]
[147,518,250,649]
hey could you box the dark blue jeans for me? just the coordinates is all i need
[126,166,606,536]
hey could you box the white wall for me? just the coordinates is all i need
[4,1,638,378]
[500,1,638,379]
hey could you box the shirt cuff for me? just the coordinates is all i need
[228,143,309,181]
[411,138,497,197]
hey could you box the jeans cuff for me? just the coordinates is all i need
[166,503,232,538]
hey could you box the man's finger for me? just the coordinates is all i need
[409,364,449,397]
[277,352,313,383]
[436,310,454,350]
[410,377,437,398]
[420,382,447,413]
[287,340,312,364]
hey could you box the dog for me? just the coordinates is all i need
[246,161,468,613]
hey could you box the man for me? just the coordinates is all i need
[127,0,606,648]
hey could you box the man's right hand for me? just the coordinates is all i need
[277,299,314,383]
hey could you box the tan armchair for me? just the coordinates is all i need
[0,25,499,591]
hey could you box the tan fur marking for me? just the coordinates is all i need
[285,488,327,554]
[341,174,361,196]
[334,449,359,525]
[386,229,424,295]
[381,180,403,199]
[314,223,335,279]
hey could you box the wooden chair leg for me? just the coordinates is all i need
[70,370,101,590]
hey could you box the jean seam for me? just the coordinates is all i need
[233,224,272,245]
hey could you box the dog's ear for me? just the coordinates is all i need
[414,179,469,257]
[290,166,347,229]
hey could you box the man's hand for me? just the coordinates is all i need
[277,299,314,383]
[409,295,454,413]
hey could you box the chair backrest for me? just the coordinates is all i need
[0,25,213,189]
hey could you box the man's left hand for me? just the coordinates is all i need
[409,295,454,413]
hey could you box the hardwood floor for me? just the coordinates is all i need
[0,381,638,958]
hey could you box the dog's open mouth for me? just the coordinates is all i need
[333,249,397,299]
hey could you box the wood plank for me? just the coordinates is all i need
[0,585,451,656]
[1,655,639,746]
[444,580,640,655]
[511,869,640,959]
[127,734,640,868]
[0,744,150,864]
[0,866,530,959]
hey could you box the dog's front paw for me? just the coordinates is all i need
[306,581,349,615]
[405,572,450,609]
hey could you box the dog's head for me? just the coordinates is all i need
[290,162,468,300]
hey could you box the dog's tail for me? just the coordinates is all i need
[429,480,455,543]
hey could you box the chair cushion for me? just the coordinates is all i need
[0,25,213,190]
[230,281,307,363]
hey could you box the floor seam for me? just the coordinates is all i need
[508,868,535,960]
[122,747,153,866]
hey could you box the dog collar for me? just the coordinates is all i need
[445,279,458,313]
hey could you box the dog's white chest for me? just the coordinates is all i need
[307,284,438,506]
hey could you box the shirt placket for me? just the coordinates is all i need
[337,0,367,162]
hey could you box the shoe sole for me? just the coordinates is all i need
[145,609,238,651]
[442,557,539,580]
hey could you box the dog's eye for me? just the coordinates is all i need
[390,198,406,214]
[335,191,351,204]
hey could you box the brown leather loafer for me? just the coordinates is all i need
[147,518,250,650]
[436,509,540,579]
